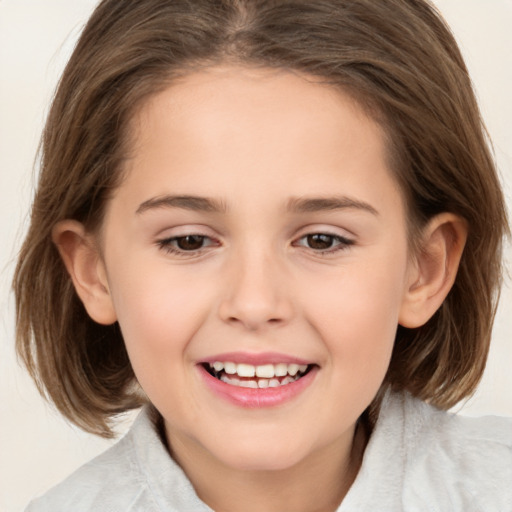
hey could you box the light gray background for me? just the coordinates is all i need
[1,1,511,511]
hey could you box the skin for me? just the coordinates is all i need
[54,66,467,512]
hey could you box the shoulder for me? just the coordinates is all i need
[387,392,511,511]
[24,408,161,512]
[342,391,512,512]
[402,393,512,507]
[25,406,212,512]
[393,390,512,451]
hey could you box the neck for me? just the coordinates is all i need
[166,421,367,512]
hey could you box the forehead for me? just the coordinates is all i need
[131,66,383,147]
[116,65,403,215]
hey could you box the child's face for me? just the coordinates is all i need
[98,66,414,472]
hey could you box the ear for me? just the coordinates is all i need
[52,220,117,325]
[399,213,467,328]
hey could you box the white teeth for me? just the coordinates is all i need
[255,364,275,378]
[212,361,224,372]
[208,360,310,381]
[218,372,303,388]
[221,374,240,386]
[224,362,237,374]
[239,380,258,388]
[275,363,288,377]
[237,363,256,377]
[287,364,300,376]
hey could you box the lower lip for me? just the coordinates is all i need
[198,365,318,408]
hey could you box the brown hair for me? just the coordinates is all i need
[14,0,509,437]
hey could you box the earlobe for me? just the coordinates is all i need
[52,220,117,325]
[399,213,468,328]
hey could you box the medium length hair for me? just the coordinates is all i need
[14,0,509,437]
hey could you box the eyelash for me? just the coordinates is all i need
[156,232,354,257]
[156,234,219,257]
[293,233,354,254]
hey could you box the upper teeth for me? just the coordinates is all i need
[209,361,308,378]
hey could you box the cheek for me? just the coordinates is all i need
[107,266,217,416]
[304,253,407,370]
[106,258,215,369]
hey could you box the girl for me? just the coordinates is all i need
[13,0,511,510]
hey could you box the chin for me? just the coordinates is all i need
[207,436,313,473]
[223,454,305,473]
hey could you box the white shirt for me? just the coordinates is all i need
[26,391,512,511]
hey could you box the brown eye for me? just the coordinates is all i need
[157,233,219,256]
[175,235,207,250]
[293,232,354,254]
[306,234,336,250]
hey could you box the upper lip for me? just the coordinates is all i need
[199,352,314,366]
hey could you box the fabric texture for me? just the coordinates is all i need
[26,392,512,512]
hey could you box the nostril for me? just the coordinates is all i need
[226,316,283,331]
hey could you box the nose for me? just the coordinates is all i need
[218,248,294,331]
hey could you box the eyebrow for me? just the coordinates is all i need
[136,195,227,214]
[136,194,378,216]
[287,196,379,216]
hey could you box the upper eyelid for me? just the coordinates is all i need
[157,233,218,246]
[293,233,354,246]
[292,225,356,240]
[153,224,356,242]
[154,223,220,239]
[299,232,353,241]
[156,234,220,258]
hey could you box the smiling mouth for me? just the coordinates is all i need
[203,361,313,389]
